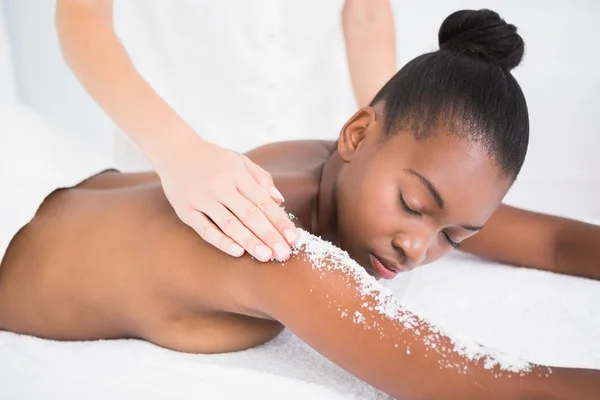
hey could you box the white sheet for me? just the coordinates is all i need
[1,248,599,399]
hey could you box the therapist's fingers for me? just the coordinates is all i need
[242,157,298,244]
[219,189,290,261]
[204,202,277,262]
[242,156,285,204]
[236,178,297,248]
[185,209,245,258]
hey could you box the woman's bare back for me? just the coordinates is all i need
[0,173,281,352]
[0,140,334,353]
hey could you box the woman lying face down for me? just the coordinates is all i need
[1,9,600,400]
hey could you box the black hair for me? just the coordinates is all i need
[370,9,528,179]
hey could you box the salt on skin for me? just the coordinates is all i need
[286,227,539,376]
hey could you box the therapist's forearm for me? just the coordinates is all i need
[55,0,199,164]
[342,0,397,107]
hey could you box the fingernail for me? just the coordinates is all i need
[284,228,297,244]
[270,186,285,203]
[273,243,290,261]
[255,245,272,262]
[230,243,244,256]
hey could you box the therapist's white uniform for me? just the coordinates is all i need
[112,0,357,171]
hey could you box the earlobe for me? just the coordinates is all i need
[337,107,377,162]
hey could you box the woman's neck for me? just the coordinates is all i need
[313,151,345,244]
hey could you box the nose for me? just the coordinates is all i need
[392,232,430,266]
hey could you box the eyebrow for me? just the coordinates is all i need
[404,169,445,209]
[404,169,484,232]
[461,224,483,232]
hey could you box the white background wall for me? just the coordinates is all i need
[1,0,113,153]
[2,0,599,219]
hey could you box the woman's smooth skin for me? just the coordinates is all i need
[55,0,397,262]
[1,105,600,399]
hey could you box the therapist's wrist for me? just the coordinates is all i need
[141,123,208,168]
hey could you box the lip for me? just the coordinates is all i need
[368,253,405,280]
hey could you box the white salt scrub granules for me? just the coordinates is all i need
[286,227,544,377]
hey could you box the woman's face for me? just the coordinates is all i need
[335,108,512,280]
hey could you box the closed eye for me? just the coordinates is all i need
[400,195,421,217]
[443,232,460,248]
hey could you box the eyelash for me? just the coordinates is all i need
[443,232,461,248]
[400,195,421,217]
[400,195,460,248]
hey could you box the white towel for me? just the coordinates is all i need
[1,250,599,399]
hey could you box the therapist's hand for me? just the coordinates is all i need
[153,135,297,262]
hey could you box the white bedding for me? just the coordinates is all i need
[1,249,599,399]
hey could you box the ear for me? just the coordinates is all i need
[337,107,377,162]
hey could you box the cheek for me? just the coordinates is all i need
[341,168,401,236]
[360,174,402,223]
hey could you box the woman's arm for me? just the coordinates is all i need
[55,0,297,262]
[231,229,599,400]
[342,0,397,107]
[460,204,600,280]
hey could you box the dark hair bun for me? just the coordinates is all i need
[438,9,524,70]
